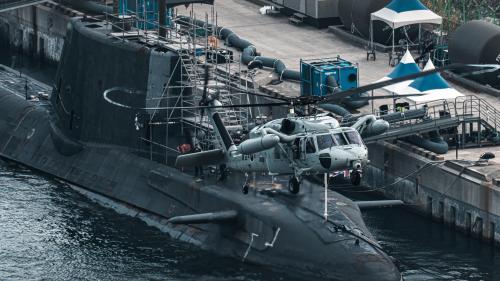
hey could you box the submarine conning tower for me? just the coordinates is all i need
[51,17,183,153]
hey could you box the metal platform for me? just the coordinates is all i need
[364,96,500,146]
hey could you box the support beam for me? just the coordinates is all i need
[158,0,166,38]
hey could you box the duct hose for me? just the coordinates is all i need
[404,130,449,154]
[177,16,300,81]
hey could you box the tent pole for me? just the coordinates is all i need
[370,19,373,50]
[392,28,395,56]
[418,23,421,54]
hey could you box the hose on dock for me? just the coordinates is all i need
[176,16,300,81]
[404,130,449,154]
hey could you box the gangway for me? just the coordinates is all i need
[362,96,500,146]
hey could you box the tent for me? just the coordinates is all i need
[376,49,420,93]
[399,59,464,103]
[369,0,442,53]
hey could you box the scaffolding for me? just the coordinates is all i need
[103,6,251,164]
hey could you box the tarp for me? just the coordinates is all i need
[371,0,442,29]
[377,49,421,93]
[401,59,464,103]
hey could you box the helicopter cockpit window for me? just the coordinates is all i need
[316,134,334,150]
[306,137,316,153]
[345,131,363,145]
[333,133,348,146]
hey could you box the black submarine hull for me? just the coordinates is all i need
[0,17,401,281]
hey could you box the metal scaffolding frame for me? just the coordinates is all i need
[103,7,251,163]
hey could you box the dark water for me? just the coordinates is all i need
[1,161,500,281]
[0,160,288,281]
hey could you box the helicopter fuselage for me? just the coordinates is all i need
[227,126,368,176]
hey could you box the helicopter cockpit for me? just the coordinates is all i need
[293,128,365,159]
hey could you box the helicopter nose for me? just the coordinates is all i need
[319,153,331,169]
[352,161,362,170]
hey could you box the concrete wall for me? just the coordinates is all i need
[363,142,500,244]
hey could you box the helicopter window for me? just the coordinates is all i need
[345,131,363,145]
[316,134,334,150]
[333,133,348,146]
[306,137,316,153]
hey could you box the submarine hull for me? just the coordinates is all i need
[0,16,401,281]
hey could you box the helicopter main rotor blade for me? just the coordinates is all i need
[317,63,500,104]
[342,93,427,101]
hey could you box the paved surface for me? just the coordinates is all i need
[178,0,500,113]
[444,146,500,179]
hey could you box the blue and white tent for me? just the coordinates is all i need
[399,59,464,103]
[371,0,442,29]
[377,49,421,93]
[369,0,442,52]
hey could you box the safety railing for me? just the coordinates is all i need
[368,95,500,143]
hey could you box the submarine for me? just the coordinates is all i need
[0,4,402,281]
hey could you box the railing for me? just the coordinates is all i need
[365,95,500,144]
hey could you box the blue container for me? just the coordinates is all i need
[300,57,358,97]
[119,0,172,30]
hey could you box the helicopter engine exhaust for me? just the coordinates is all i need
[351,115,389,138]
[237,134,280,155]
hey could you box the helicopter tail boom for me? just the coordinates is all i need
[175,148,225,167]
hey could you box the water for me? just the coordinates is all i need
[1,162,500,281]
[0,160,288,281]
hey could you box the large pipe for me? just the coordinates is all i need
[404,130,449,154]
[357,200,404,210]
[177,16,300,81]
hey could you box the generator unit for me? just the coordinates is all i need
[300,57,358,97]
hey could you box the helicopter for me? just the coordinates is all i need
[176,91,394,194]
[174,59,424,194]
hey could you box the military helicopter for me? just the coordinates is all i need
[174,66,420,194]
[176,93,391,194]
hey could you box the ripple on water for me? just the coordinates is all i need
[2,160,500,280]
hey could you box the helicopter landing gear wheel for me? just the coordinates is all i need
[288,177,300,194]
[242,184,249,194]
[350,170,361,186]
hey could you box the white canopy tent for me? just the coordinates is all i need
[369,0,442,54]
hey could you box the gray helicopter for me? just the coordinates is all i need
[176,95,390,194]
